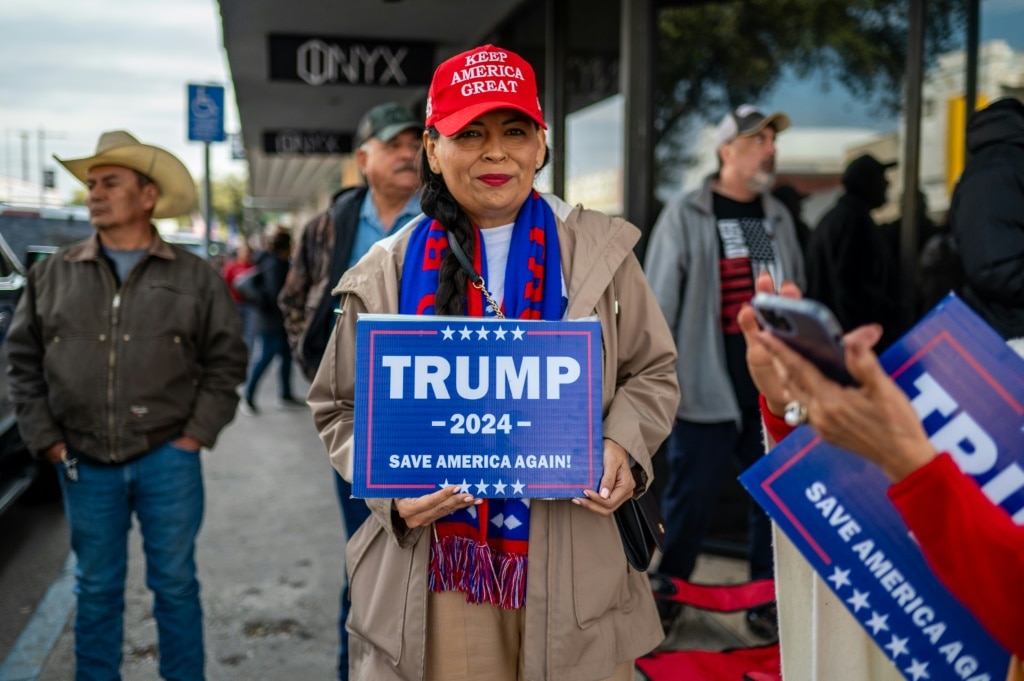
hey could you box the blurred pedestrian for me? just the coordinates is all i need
[242,228,298,414]
[7,130,247,681]
[309,44,678,680]
[644,103,805,638]
[772,184,811,257]
[805,153,902,349]
[277,101,422,680]
[916,215,964,316]
[223,238,257,352]
[949,97,1024,340]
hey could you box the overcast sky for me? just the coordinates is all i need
[0,0,245,201]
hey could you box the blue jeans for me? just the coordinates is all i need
[58,441,205,681]
[658,407,773,582]
[334,470,371,680]
[244,330,293,404]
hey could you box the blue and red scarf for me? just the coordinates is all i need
[399,190,561,609]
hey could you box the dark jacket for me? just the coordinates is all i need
[6,230,248,463]
[279,186,368,379]
[806,193,901,348]
[950,99,1024,339]
[250,250,290,335]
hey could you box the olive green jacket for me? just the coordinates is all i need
[7,230,247,462]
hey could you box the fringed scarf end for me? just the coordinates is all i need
[430,534,527,609]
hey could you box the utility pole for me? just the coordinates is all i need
[20,131,30,184]
[37,128,66,207]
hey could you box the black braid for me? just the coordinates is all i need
[419,127,474,316]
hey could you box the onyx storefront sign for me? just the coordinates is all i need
[262,130,352,155]
[269,34,434,87]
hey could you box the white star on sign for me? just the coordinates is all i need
[904,659,930,681]
[459,326,472,340]
[475,479,489,495]
[511,326,525,340]
[441,326,455,340]
[884,634,909,660]
[476,326,490,340]
[492,480,507,495]
[865,611,890,635]
[847,589,870,612]
[511,480,525,495]
[493,326,507,340]
[439,479,451,489]
[827,566,851,590]
[459,479,471,493]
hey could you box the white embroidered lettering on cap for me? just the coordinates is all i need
[464,50,509,66]
[461,80,520,96]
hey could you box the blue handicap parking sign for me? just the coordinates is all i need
[188,84,225,142]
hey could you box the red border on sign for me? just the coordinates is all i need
[363,327,599,492]
[760,331,1022,567]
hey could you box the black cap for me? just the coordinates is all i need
[842,154,897,185]
[355,103,422,148]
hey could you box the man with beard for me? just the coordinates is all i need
[277,101,422,681]
[644,104,804,639]
[806,153,901,350]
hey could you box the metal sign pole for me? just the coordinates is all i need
[204,142,212,259]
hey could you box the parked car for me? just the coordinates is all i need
[0,230,60,514]
[161,232,228,271]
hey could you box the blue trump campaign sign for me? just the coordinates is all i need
[353,315,603,499]
[741,295,1018,681]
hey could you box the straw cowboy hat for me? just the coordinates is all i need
[55,130,196,219]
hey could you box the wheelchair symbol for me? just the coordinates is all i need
[191,88,219,118]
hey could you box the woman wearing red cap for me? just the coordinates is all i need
[310,45,679,681]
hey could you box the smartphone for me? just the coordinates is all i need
[750,293,856,386]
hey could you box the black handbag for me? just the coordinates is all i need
[613,489,666,572]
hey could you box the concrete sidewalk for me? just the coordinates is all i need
[25,373,766,680]
[36,374,344,680]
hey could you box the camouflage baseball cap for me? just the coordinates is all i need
[355,102,422,147]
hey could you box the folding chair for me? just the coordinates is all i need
[636,574,781,681]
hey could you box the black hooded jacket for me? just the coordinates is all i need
[806,159,901,348]
[950,98,1024,339]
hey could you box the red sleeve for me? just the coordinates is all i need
[759,393,795,445]
[888,453,1024,658]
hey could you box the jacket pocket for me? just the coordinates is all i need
[345,519,411,664]
[118,335,197,428]
[43,336,107,432]
[571,507,632,627]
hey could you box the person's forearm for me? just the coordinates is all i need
[889,453,1024,658]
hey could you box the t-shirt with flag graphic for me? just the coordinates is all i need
[714,192,783,408]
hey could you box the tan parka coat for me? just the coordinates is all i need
[309,194,680,681]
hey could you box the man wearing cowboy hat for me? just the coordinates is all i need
[7,130,247,680]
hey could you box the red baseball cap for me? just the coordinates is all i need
[425,44,546,136]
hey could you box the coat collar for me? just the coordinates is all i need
[337,193,640,321]
[65,227,178,262]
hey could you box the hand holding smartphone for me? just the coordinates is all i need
[750,293,857,386]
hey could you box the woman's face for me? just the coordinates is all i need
[424,109,546,229]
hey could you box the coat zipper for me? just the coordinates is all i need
[108,291,120,459]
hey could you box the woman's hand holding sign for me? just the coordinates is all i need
[573,439,635,516]
[395,486,481,529]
